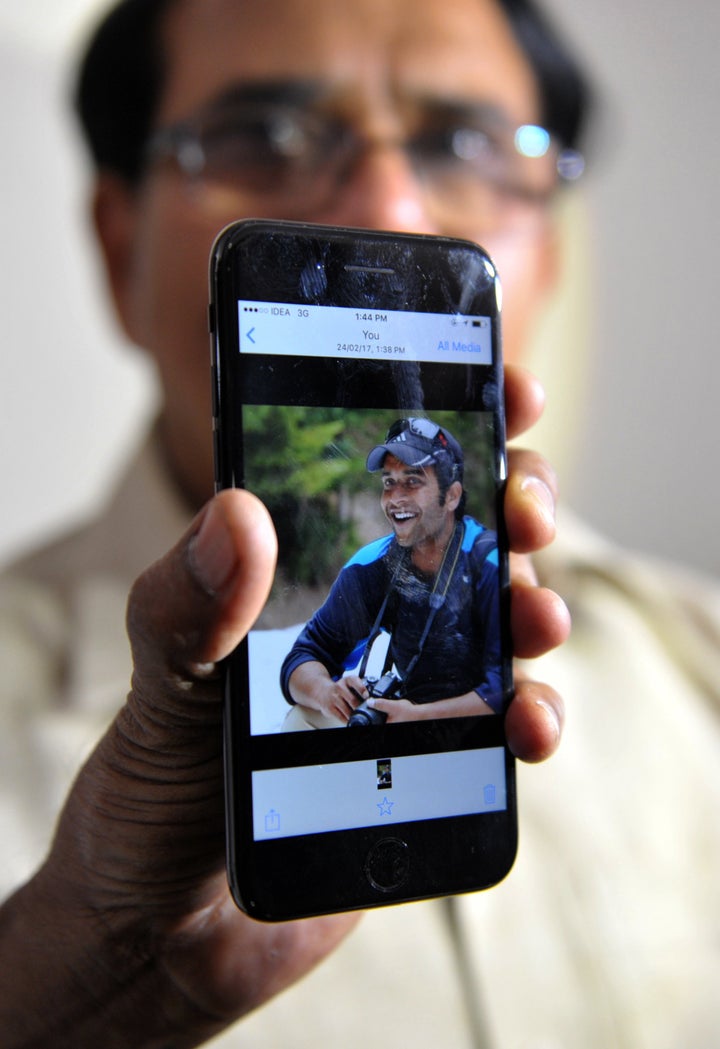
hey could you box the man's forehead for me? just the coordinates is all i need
[157,0,540,127]
[382,457,429,476]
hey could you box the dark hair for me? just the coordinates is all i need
[500,0,589,149]
[74,0,591,184]
[433,455,467,521]
[74,0,176,183]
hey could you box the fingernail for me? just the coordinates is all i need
[189,501,238,595]
[535,698,562,745]
[521,477,555,525]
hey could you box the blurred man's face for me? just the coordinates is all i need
[97,0,558,507]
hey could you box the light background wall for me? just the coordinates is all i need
[0,0,718,576]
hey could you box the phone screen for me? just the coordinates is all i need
[211,220,515,918]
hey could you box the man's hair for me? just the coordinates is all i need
[433,456,467,522]
[74,0,592,184]
[75,0,176,183]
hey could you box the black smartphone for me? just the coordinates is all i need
[210,219,516,920]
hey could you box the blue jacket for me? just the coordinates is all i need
[280,516,504,713]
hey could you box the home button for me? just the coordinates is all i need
[365,837,411,893]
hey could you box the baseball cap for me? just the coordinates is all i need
[366,418,464,477]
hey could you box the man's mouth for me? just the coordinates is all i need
[390,510,417,523]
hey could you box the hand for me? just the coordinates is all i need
[368,691,493,723]
[1,490,359,1049]
[299,669,368,722]
[367,696,418,722]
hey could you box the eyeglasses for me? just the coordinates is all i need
[145,89,584,233]
[387,418,442,443]
[386,419,456,462]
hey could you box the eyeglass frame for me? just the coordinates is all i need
[143,84,585,218]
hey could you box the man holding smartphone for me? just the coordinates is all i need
[0,0,574,1043]
[1,0,719,1047]
[283,417,504,726]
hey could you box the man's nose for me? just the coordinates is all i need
[386,487,410,503]
[320,142,440,235]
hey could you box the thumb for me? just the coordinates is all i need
[187,488,278,663]
[45,490,276,913]
[127,488,277,688]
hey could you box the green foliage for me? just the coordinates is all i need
[243,406,361,585]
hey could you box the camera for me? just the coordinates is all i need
[347,672,403,728]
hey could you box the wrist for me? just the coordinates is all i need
[1,868,139,1048]
[0,864,221,1049]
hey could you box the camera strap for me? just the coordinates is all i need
[358,520,465,685]
[357,560,404,680]
[402,519,464,684]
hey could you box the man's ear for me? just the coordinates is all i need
[444,480,463,514]
[91,172,141,342]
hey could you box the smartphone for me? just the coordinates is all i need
[210,219,516,920]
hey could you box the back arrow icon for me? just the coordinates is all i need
[246,327,256,344]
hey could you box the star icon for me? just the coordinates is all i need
[377,796,395,816]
